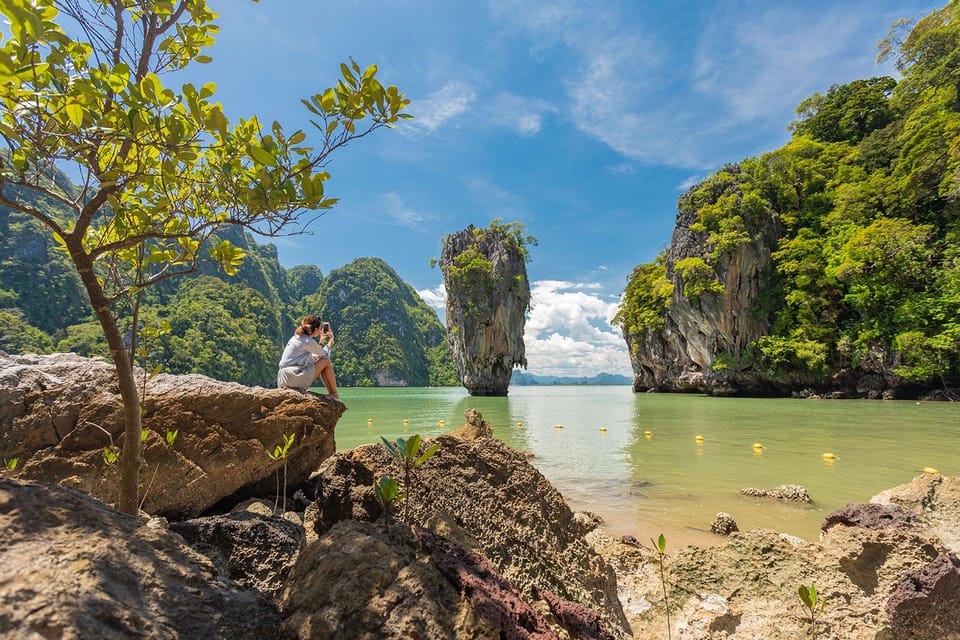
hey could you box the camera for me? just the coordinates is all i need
[321,322,331,332]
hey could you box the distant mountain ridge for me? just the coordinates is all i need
[0,194,458,387]
[510,370,631,386]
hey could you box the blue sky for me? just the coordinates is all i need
[188,0,935,377]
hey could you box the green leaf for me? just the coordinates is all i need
[380,436,400,460]
[415,442,441,465]
[247,144,277,167]
[340,62,357,87]
[404,434,421,459]
[288,130,306,145]
[65,102,84,127]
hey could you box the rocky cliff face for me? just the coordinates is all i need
[440,224,530,396]
[626,167,783,395]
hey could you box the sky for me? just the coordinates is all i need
[181,0,936,377]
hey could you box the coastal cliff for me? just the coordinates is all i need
[616,4,960,398]
[439,220,533,396]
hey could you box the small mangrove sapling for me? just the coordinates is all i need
[798,582,825,639]
[267,433,296,514]
[374,476,403,524]
[380,434,441,520]
[651,532,672,640]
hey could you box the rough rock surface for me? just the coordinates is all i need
[591,473,960,640]
[282,520,560,640]
[881,552,960,640]
[740,483,811,503]
[311,410,631,639]
[822,502,926,534]
[0,352,342,518]
[871,473,960,554]
[0,478,284,639]
[710,511,739,536]
[440,224,530,396]
[169,509,304,601]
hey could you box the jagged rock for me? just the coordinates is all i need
[573,511,604,536]
[169,510,304,602]
[310,411,631,639]
[822,502,926,534]
[871,473,960,554]
[711,511,739,535]
[440,223,530,396]
[282,520,564,639]
[740,483,811,503]
[0,352,341,518]
[622,166,783,395]
[881,552,960,640]
[0,478,284,639]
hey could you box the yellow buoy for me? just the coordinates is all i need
[644,430,652,439]
[752,443,764,449]
[555,424,563,429]
[822,452,836,460]
[599,426,607,432]
[517,422,523,428]
[923,467,940,475]
[695,435,704,443]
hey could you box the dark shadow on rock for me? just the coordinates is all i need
[838,541,891,595]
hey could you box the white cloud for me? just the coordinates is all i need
[381,192,429,228]
[401,82,477,136]
[419,277,632,377]
[418,283,446,315]
[524,280,631,377]
[486,92,557,136]
[488,0,909,169]
[676,173,703,191]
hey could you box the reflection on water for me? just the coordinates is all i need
[331,385,959,548]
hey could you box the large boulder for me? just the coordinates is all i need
[440,223,530,396]
[311,410,631,639]
[0,352,342,518]
[0,478,285,639]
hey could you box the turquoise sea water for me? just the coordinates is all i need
[329,385,959,547]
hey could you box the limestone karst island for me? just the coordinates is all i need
[2,1,960,639]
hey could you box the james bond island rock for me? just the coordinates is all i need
[0,478,285,639]
[440,220,533,396]
[310,410,631,639]
[0,352,342,518]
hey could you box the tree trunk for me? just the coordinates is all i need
[72,252,143,515]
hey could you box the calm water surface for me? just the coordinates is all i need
[330,385,959,547]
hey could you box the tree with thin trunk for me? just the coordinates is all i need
[0,0,409,515]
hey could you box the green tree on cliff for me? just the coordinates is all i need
[0,0,409,515]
